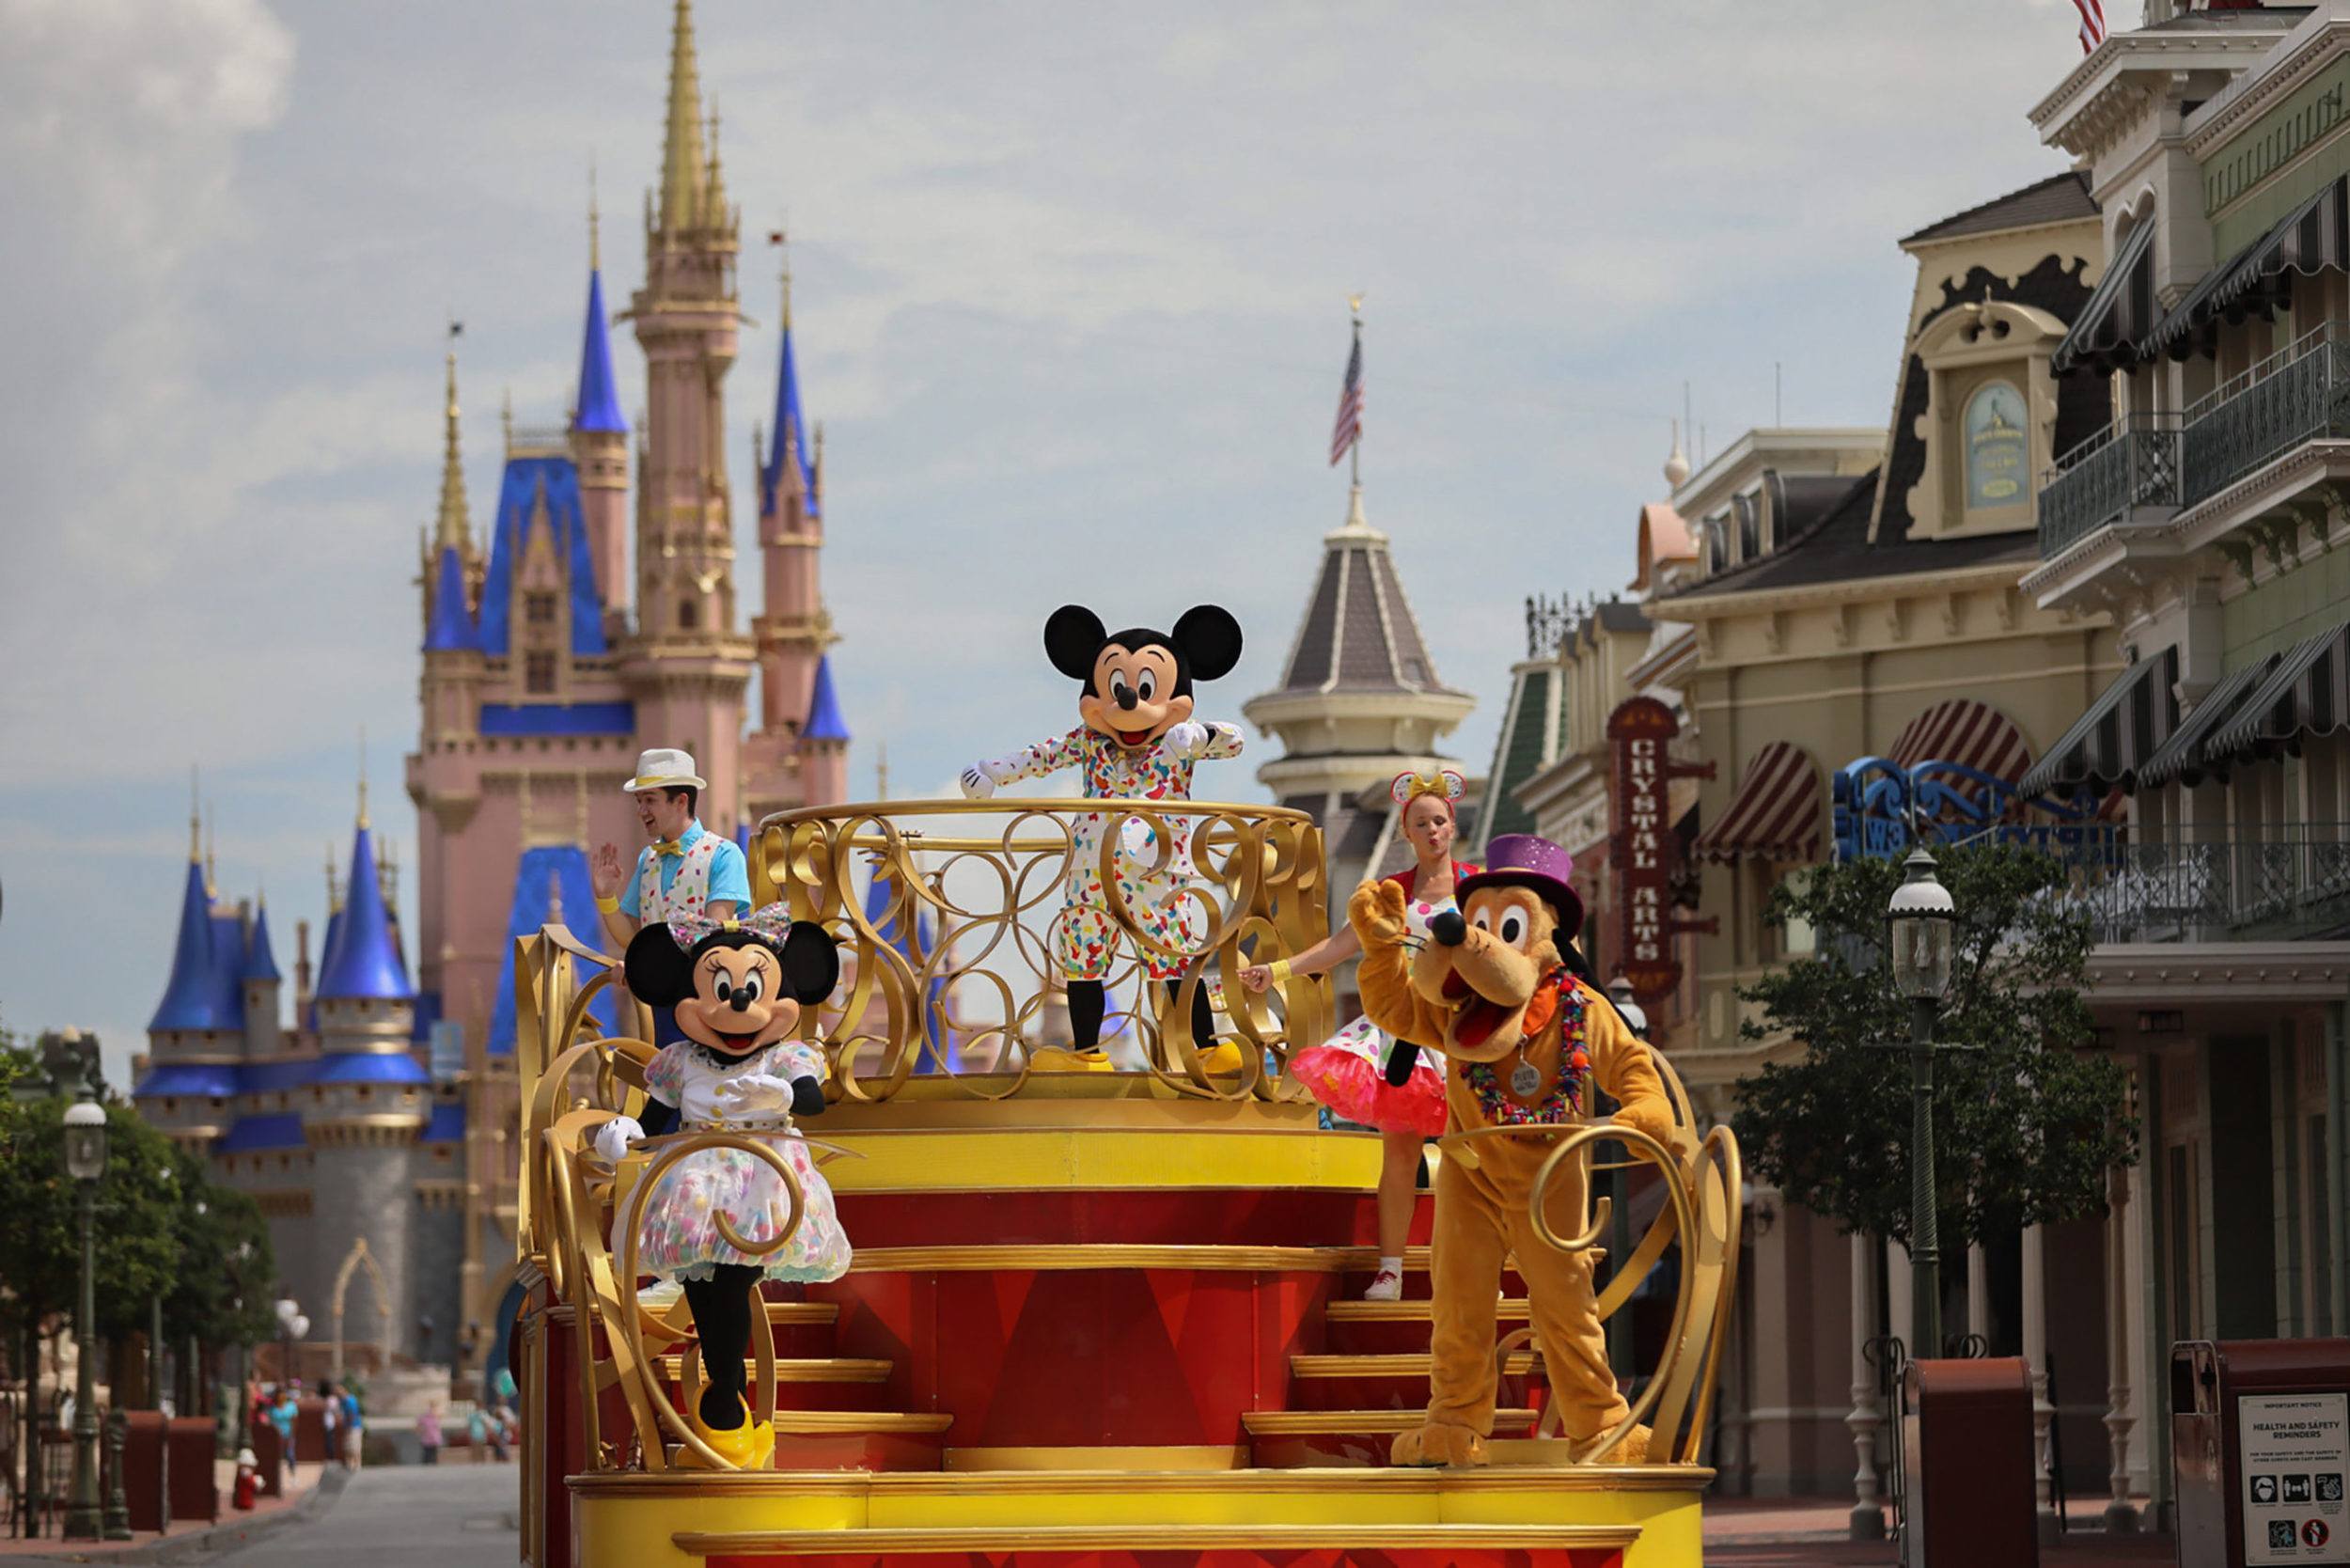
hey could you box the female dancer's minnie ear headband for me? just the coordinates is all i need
[1389,769,1468,810]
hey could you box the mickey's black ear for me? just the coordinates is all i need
[1171,605,1243,682]
[1044,605,1106,682]
[780,921,841,1004]
[623,925,696,1008]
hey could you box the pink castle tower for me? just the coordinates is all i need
[406,0,851,1080]
[618,0,755,825]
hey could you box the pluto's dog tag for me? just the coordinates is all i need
[1511,1060,1543,1097]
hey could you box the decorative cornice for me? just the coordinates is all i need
[1653,558,2029,623]
[2086,941,2350,1002]
[2186,19,2350,156]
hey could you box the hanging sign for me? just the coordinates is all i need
[1606,697,1715,1007]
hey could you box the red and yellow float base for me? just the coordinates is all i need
[523,1083,1712,1568]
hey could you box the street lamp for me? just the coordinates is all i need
[60,1092,106,1542]
[1887,845,1955,1362]
[274,1295,308,1397]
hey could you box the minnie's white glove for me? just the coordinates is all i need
[1163,721,1211,758]
[592,1116,646,1163]
[959,756,1017,799]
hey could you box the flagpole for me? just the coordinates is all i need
[1349,297,1363,490]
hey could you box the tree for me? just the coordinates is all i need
[162,1151,276,1353]
[1731,842,2136,1249]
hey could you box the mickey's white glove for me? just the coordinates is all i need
[959,756,1017,799]
[592,1116,646,1164]
[1164,721,1211,758]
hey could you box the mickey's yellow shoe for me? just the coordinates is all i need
[681,1396,775,1470]
[1030,1046,1113,1074]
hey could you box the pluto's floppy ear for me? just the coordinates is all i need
[1044,605,1107,683]
[1171,604,1243,682]
[623,925,696,1008]
[779,920,842,1004]
[1559,934,1598,989]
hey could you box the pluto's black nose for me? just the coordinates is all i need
[1430,910,1466,947]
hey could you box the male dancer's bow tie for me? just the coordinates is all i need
[651,838,686,858]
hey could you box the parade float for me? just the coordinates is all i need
[508,796,1742,1567]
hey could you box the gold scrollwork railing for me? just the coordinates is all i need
[1448,1047,1743,1466]
[748,797,1334,1103]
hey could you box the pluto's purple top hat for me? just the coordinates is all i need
[1454,833,1584,937]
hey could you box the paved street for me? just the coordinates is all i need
[6,1463,521,1568]
[208,1464,519,1568]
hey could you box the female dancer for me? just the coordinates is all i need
[1240,770,1474,1301]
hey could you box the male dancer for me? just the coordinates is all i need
[591,749,752,1039]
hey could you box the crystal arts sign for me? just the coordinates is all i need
[1606,697,1715,1006]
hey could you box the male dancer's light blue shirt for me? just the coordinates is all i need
[618,820,751,919]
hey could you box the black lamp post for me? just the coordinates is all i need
[59,1092,106,1542]
[1887,846,1956,1361]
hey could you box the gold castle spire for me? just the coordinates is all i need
[588,156,602,272]
[435,348,469,552]
[776,224,792,326]
[357,724,370,830]
[703,103,728,231]
[204,807,217,897]
[188,765,202,862]
[657,0,709,234]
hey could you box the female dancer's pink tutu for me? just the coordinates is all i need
[1292,1016,1448,1136]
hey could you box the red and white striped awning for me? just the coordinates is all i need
[1694,741,1822,865]
[1889,699,2035,784]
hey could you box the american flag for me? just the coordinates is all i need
[1328,321,1364,467]
[2074,0,2106,55]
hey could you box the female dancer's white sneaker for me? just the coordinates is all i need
[1362,1269,1403,1302]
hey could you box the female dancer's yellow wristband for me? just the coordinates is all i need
[595,894,620,914]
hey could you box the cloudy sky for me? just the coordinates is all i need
[0,0,2102,1079]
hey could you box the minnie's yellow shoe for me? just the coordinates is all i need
[681,1396,775,1470]
[1195,1040,1246,1075]
[1030,1046,1113,1074]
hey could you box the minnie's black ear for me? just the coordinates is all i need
[1171,605,1243,682]
[1044,604,1107,683]
[779,920,841,1004]
[623,925,696,1008]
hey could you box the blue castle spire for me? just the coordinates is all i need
[317,820,414,1002]
[423,544,480,651]
[574,261,626,435]
[805,653,849,744]
[243,898,282,984]
[761,249,818,520]
[150,855,225,1032]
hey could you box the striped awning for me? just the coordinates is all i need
[2147,176,2350,362]
[2017,645,2179,798]
[2207,617,2350,763]
[1889,699,2035,785]
[2053,220,2158,376]
[2137,652,2284,790]
[1694,741,1822,865]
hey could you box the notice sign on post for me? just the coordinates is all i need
[2241,1392,2349,1564]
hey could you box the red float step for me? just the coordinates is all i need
[657,1356,898,1413]
[1286,1351,1545,1412]
[1322,1297,1532,1355]
[1335,1247,1527,1300]
[1241,1405,1542,1468]
[768,1411,953,1473]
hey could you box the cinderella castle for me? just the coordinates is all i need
[130,0,849,1385]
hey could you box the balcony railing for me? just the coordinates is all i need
[2038,412,2181,558]
[2178,320,2350,507]
[2053,825,2350,944]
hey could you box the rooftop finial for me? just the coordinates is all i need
[188,765,201,862]
[357,724,370,829]
[326,840,342,913]
[656,0,708,234]
[204,807,217,897]
[1664,418,1690,488]
[435,324,470,552]
[876,739,889,801]
[588,154,601,273]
